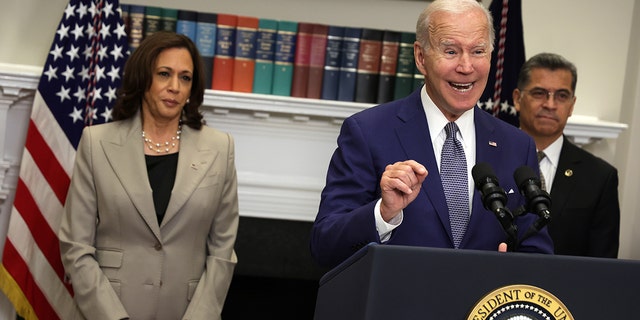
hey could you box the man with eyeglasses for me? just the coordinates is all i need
[513,52,620,258]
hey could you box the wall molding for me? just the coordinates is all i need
[0,63,628,221]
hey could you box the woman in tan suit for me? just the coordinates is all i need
[59,31,239,320]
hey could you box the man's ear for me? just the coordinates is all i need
[568,96,576,117]
[512,89,522,112]
[413,42,427,76]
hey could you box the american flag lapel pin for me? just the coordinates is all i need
[489,141,497,147]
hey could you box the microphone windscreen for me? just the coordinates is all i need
[472,162,496,182]
[513,165,537,188]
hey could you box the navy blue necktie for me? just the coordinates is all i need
[441,122,469,248]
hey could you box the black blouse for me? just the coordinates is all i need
[145,152,178,224]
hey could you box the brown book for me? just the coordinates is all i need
[290,22,316,98]
[306,24,329,99]
[127,5,145,51]
[355,28,383,103]
[377,30,401,103]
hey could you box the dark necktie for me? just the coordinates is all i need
[537,151,547,191]
[440,122,469,248]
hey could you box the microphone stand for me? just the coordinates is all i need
[491,206,518,252]
[480,183,518,251]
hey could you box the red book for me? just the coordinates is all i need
[290,22,316,98]
[232,16,259,93]
[212,14,238,90]
[355,28,383,103]
[306,24,329,99]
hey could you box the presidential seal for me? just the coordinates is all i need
[467,284,574,320]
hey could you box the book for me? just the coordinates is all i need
[306,24,329,99]
[320,26,345,101]
[393,32,417,100]
[290,22,315,98]
[160,8,178,32]
[195,12,217,89]
[271,20,298,96]
[413,65,425,91]
[176,10,198,42]
[212,14,238,91]
[127,5,145,51]
[252,18,279,94]
[231,16,260,93]
[121,4,131,36]
[337,27,362,102]
[376,30,401,104]
[144,6,163,38]
[355,28,383,103]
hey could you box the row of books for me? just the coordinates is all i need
[120,4,425,104]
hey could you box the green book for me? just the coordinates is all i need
[253,18,278,94]
[271,20,298,96]
[161,8,178,32]
[143,6,163,38]
[412,65,424,91]
[394,32,416,100]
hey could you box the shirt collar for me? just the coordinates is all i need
[540,136,564,169]
[420,85,475,145]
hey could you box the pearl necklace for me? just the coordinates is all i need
[142,125,182,153]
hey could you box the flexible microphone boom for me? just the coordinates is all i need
[472,162,517,249]
[513,165,552,239]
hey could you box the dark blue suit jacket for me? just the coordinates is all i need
[310,89,554,268]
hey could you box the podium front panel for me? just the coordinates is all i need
[315,244,640,319]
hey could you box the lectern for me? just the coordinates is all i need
[314,244,640,319]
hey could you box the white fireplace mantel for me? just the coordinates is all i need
[0,63,628,222]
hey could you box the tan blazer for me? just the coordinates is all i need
[59,114,239,320]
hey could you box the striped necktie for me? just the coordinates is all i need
[537,151,547,191]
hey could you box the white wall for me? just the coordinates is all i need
[0,0,638,255]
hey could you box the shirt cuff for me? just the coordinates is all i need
[374,199,403,242]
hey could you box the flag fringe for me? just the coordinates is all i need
[0,264,38,320]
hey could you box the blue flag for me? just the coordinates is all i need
[479,0,525,127]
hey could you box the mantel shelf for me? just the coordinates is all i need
[0,63,628,147]
[204,89,628,146]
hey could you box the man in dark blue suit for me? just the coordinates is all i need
[513,52,620,258]
[310,0,553,269]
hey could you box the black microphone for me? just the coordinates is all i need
[513,165,552,235]
[472,162,517,249]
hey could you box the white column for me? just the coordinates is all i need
[0,64,38,320]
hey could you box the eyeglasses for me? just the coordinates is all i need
[522,88,574,104]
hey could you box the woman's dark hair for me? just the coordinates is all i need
[113,31,205,129]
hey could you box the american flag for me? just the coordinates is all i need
[478,0,525,127]
[0,0,128,318]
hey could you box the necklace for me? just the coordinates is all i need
[142,124,182,153]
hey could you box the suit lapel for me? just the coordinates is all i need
[101,116,162,240]
[394,95,451,237]
[161,126,217,227]
[550,136,580,218]
[464,108,499,245]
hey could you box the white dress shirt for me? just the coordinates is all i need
[539,136,563,192]
[375,86,476,241]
